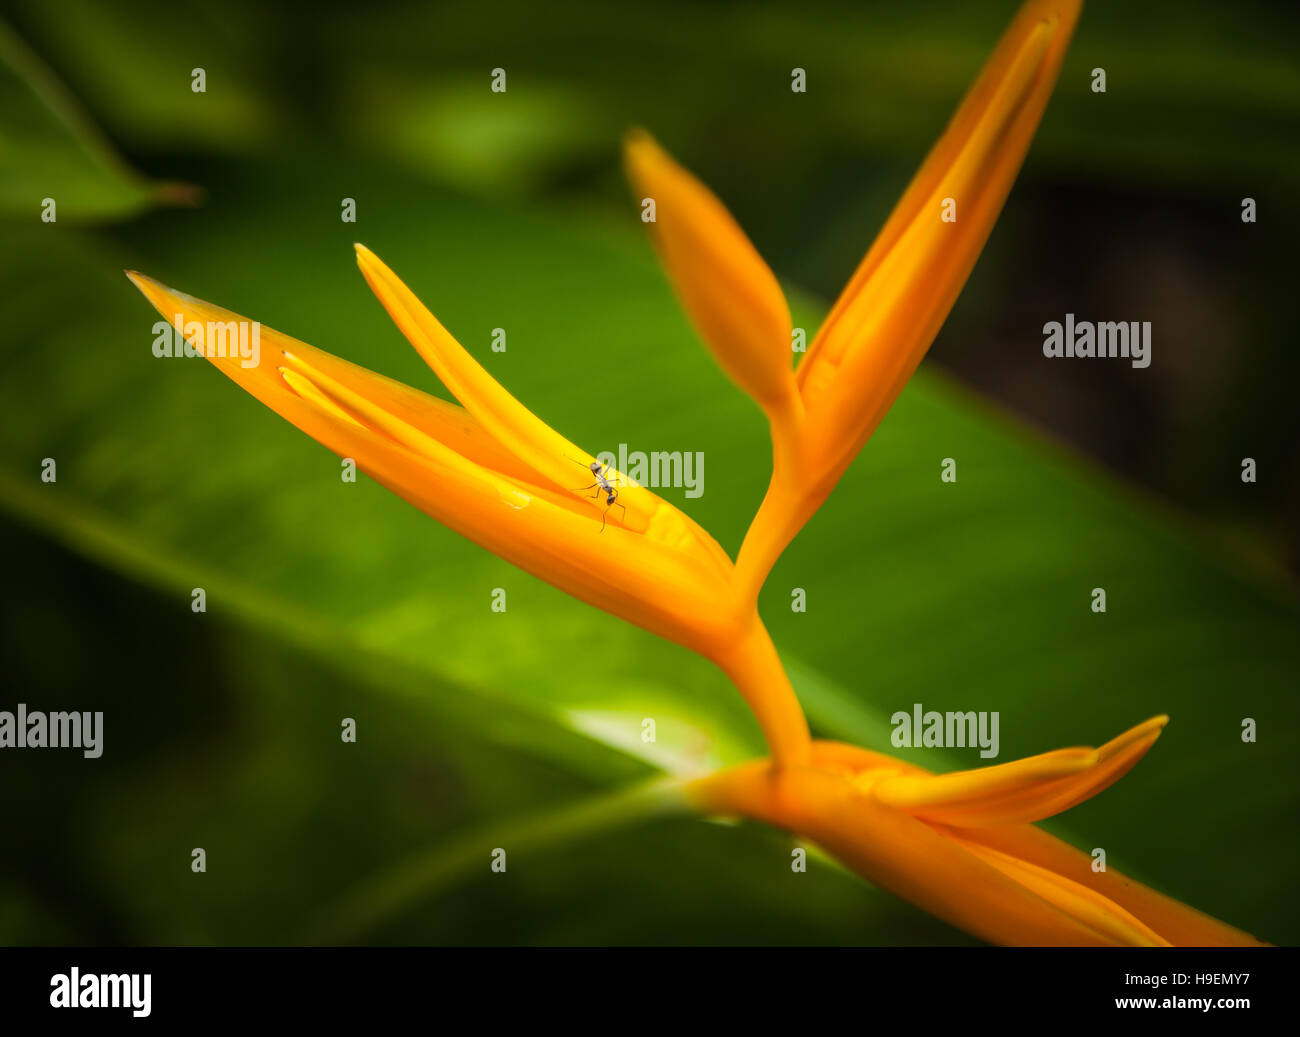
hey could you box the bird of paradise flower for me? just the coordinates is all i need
[127,0,1264,946]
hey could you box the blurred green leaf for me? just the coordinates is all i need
[0,513,968,945]
[2,0,276,153]
[350,74,612,198]
[0,18,194,222]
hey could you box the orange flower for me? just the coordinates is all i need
[126,254,810,766]
[126,0,1264,947]
[689,719,1266,946]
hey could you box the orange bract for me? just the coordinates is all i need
[688,722,1265,947]
[626,0,1084,596]
[125,261,811,766]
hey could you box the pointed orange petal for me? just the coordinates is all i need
[798,0,1082,485]
[126,271,538,484]
[694,736,1258,946]
[954,823,1269,947]
[951,836,1171,946]
[623,129,796,416]
[276,350,594,520]
[869,716,1168,826]
[689,759,1123,945]
[352,245,734,576]
[805,737,1261,946]
[125,272,739,656]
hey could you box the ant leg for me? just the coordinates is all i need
[599,499,626,533]
[569,481,599,493]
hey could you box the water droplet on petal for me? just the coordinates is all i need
[499,486,532,510]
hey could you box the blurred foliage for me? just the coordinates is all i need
[0,0,1297,944]
[0,17,193,220]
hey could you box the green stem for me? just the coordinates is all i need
[310,776,694,943]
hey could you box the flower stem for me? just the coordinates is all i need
[712,615,811,767]
[736,392,808,603]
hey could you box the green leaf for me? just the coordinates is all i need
[0,17,194,222]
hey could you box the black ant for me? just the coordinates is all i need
[567,458,627,532]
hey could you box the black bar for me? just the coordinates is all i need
[0,946,1287,1023]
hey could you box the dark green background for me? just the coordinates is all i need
[1,0,1296,945]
